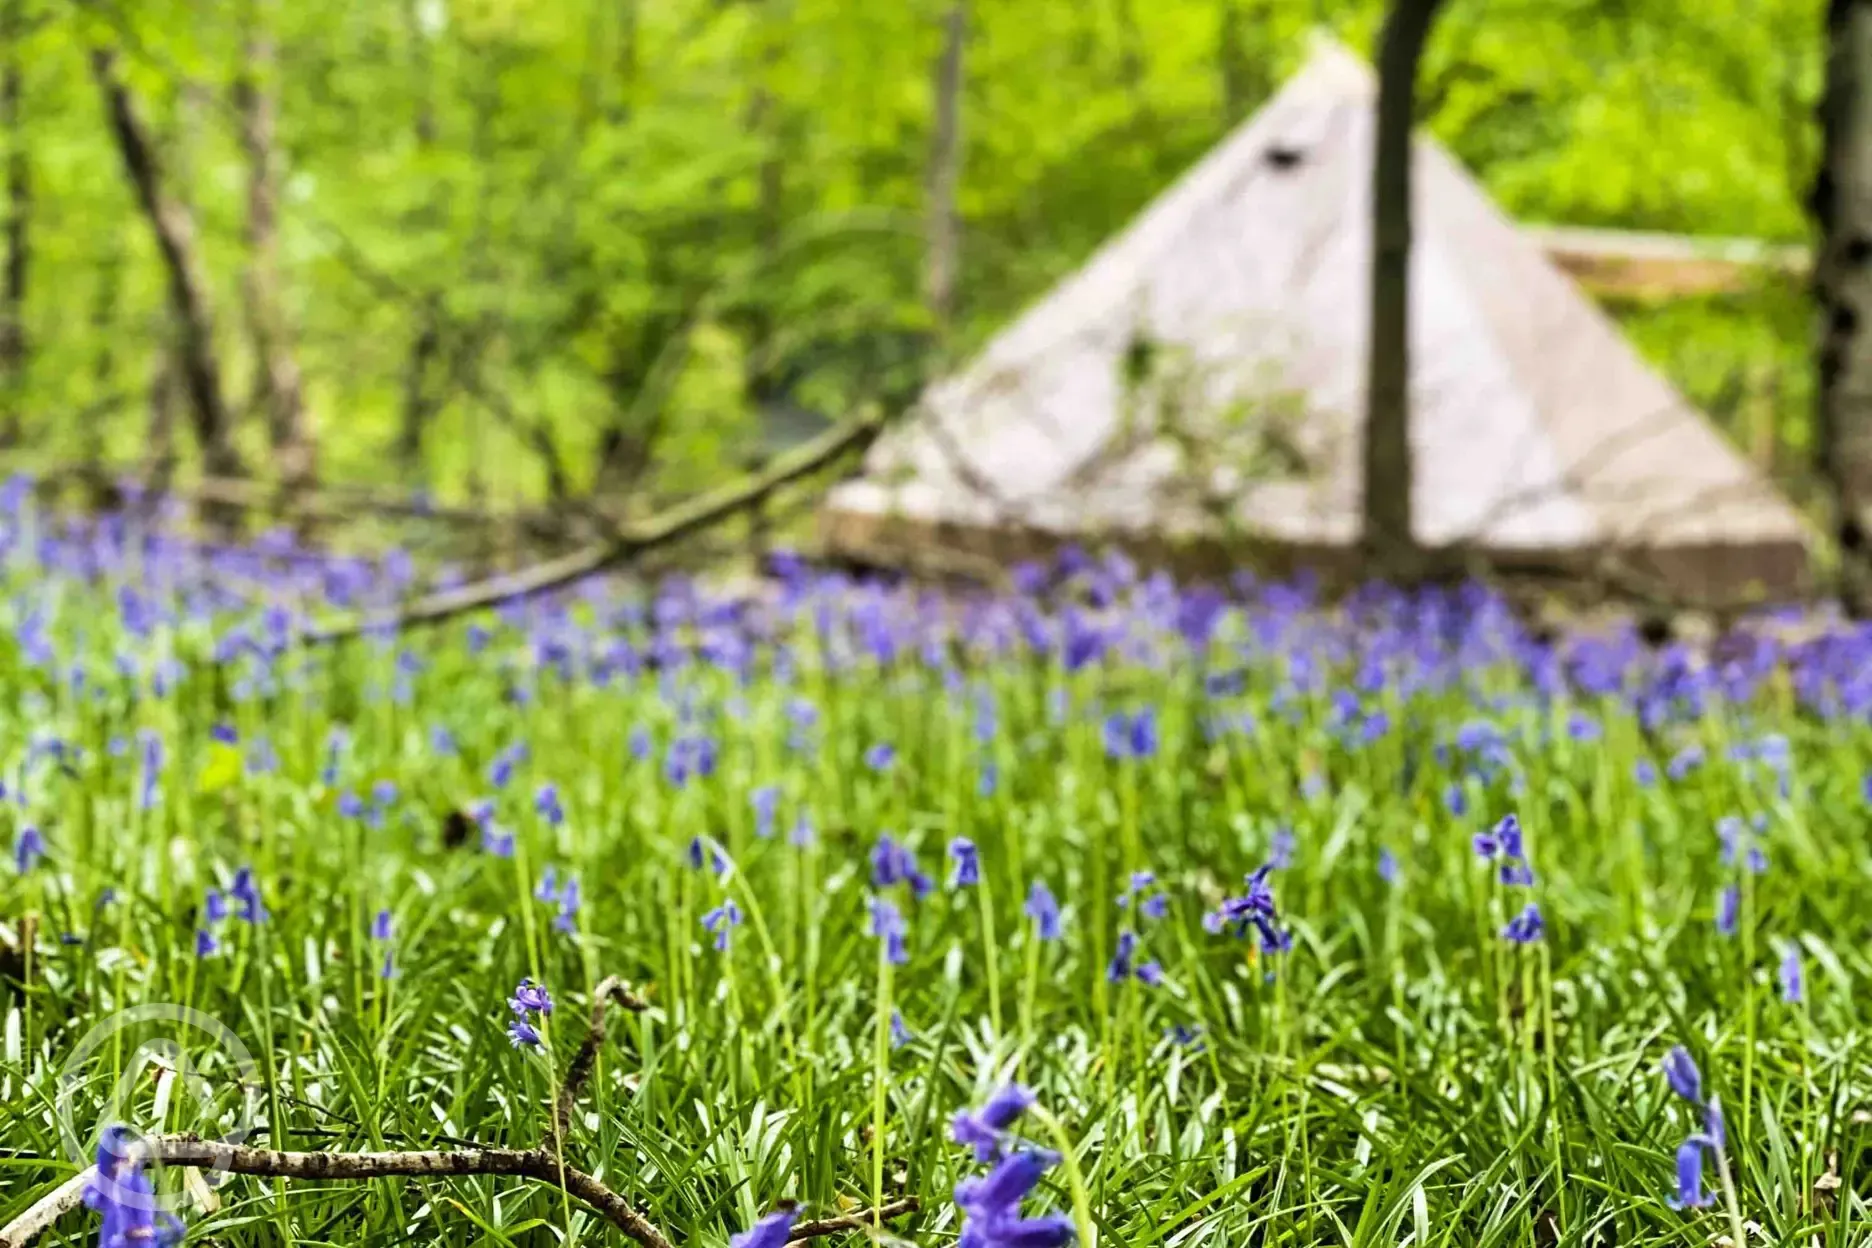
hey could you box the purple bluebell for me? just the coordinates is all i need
[507,1019,542,1048]
[371,909,393,941]
[84,1125,186,1247]
[688,836,729,876]
[1663,1047,1703,1104]
[1634,760,1658,788]
[12,824,43,872]
[535,783,564,826]
[482,822,516,857]
[891,1009,913,1049]
[535,868,561,904]
[1206,864,1289,953]
[1443,783,1467,816]
[1668,1138,1713,1209]
[729,1208,800,1248]
[951,1083,1035,1161]
[751,786,779,838]
[1166,1023,1204,1049]
[230,866,267,923]
[194,928,219,957]
[508,978,553,1016]
[1502,901,1544,944]
[551,877,580,934]
[137,729,163,810]
[871,835,933,897]
[1715,885,1740,936]
[1107,930,1138,982]
[1136,960,1165,986]
[210,722,239,745]
[1779,943,1804,1003]
[339,790,365,819]
[864,742,896,772]
[702,900,742,951]
[949,837,981,888]
[789,813,815,848]
[868,896,909,965]
[1026,882,1062,941]
[954,1147,1075,1248]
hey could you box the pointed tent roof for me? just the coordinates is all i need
[820,39,1808,597]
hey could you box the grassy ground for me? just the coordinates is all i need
[0,524,1868,1247]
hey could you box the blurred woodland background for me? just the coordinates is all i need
[0,0,1831,550]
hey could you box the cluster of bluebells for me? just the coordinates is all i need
[1474,814,1543,943]
[949,1085,1075,1247]
[338,780,399,829]
[196,866,266,957]
[1661,1046,1729,1211]
[1109,872,1169,986]
[1205,863,1290,956]
[533,867,581,934]
[83,1125,186,1248]
[871,834,933,897]
[702,897,742,951]
[506,977,552,1048]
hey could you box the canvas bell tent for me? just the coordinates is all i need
[818,40,1809,598]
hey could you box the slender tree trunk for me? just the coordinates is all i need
[0,0,26,446]
[1361,0,1447,579]
[924,0,967,339]
[398,0,444,467]
[91,46,244,479]
[235,0,312,491]
[1814,0,1872,612]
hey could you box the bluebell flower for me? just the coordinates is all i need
[868,896,909,965]
[1669,1137,1714,1209]
[482,822,516,857]
[535,783,564,826]
[430,724,457,756]
[1634,760,1658,788]
[1026,882,1062,941]
[891,1009,913,1049]
[13,824,43,872]
[702,900,742,952]
[535,867,561,904]
[628,725,653,760]
[1136,960,1165,986]
[137,729,164,810]
[507,1019,542,1048]
[954,1147,1075,1248]
[84,1125,186,1247]
[871,835,933,897]
[552,877,580,934]
[1662,1047,1702,1104]
[978,760,999,798]
[729,1207,799,1248]
[194,928,219,957]
[339,790,365,819]
[1268,826,1296,870]
[688,836,729,876]
[751,786,779,839]
[371,909,393,941]
[949,837,981,888]
[1378,848,1400,884]
[1107,929,1138,982]
[1668,746,1705,782]
[1715,885,1741,936]
[1502,901,1544,944]
[788,813,814,849]
[1779,943,1804,1004]
[1443,783,1467,816]
[210,722,239,745]
[951,1083,1034,1161]
[231,866,267,923]
[1206,864,1290,953]
[508,978,553,1016]
[864,742,896,772]
[1166,1023,1205,1049]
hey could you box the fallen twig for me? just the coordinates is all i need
[550,975,649,1153]
[0,1140,922,1248]
[787,1196,922,1240]
[299,408,886,646]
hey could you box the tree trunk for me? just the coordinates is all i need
[397,0,444,467]
[90,46,244,480]
[0,0,26,446]
[1361,0,1447,579]
[924,0,967,339]
[1814,0,1872,612]
[235,0,313,492]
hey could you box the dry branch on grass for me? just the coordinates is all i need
[0,975,919,1248]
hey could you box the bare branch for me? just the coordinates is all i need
[298,406,886,645]
[549,976,649,1153]
[788,1197,922,1240]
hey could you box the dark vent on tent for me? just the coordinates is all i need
[1264,143,1305,170]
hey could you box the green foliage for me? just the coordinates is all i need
[0,0,1830,503]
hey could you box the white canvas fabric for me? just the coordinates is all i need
[821,40,1808,596]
